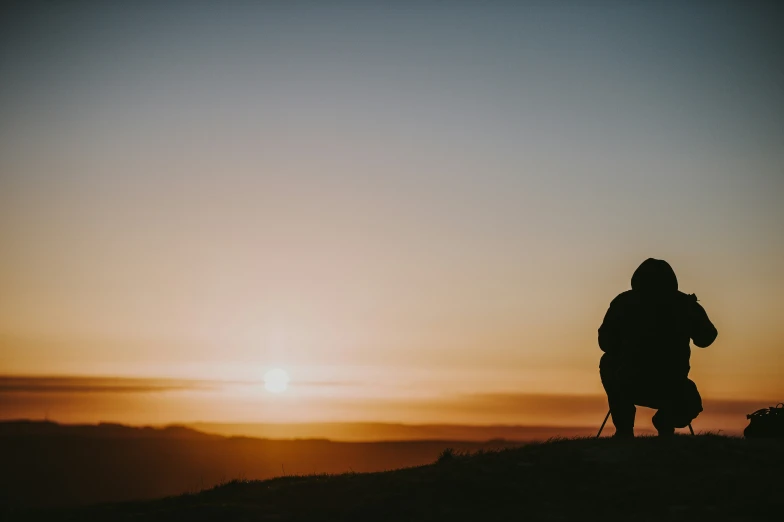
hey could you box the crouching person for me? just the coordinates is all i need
[598,258,718,437]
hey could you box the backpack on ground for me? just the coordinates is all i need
[744,403,784,438]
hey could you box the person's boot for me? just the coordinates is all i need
[652,411,675,437]
[611,408,635,438]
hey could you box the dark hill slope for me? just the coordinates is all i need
[7,435,784,521]
[0,421,518,507]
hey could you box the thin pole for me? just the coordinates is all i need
[688,423,695,436]
[597,409,611,438]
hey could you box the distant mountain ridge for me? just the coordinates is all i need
[0,420,215,439]
[0,419,610,442]
[187,421,606,442]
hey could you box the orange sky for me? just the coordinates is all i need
[1,3,782,434]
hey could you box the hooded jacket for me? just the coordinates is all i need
[598,259,718,377]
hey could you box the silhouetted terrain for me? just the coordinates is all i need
[0,421,520,508]
[5,434,782,521]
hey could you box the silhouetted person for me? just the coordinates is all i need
[598,258,718,437]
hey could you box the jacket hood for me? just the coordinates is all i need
[631,258,678,293]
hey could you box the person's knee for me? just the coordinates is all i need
[671,411,698,428]
[671,379,703,427]
[684,379,703,411]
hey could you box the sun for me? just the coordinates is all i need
[264,368,290,394]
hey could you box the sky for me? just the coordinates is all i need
[0,1,782,433]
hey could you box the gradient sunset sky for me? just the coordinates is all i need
[1,1,782,432]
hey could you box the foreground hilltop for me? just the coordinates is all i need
[8,434,783,521]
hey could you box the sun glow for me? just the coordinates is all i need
[264,368,290,394]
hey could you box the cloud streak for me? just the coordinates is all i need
[0,375,356,394]
[0,376,214,394]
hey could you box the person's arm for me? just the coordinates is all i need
[689,301,718,348]
[598,294,625,354]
